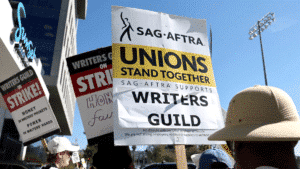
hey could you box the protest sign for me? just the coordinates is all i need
[66,46,113,144]
[112,6,224,130]
[71,151,80,163]
[81,158,87,168]
[0,66,60,145]
[112,6,225,145]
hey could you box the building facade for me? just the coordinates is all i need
[8,0,87,135]
[0,0,86,160]
[0,0,50,159]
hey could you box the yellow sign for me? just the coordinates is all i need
[221,144,234,159]
[113,44,216,87]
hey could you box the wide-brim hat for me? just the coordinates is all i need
[208,85,300,141]
[47,136,80,154]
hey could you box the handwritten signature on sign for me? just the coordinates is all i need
[88,109,113,127]
[86,91,113,109]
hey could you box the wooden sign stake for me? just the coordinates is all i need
[41,138,50,154]
[175,145,188,169]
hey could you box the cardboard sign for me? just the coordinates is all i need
[81,158,87,168]
[112,6,224,130]
[71,151,80,163]
[0,66,60,145]
[66,46,113,141]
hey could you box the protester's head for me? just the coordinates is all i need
[92,144,133,169]
[47,136,80,168]
[208,85,300,168]
[197,148,232,169]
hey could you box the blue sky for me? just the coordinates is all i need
[62,0,300,154]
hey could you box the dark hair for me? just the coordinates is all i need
[47,153,57,164]
[47,151,72,164]
[211,162,229,169]
[226,141,298,152]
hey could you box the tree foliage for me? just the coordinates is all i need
[145,145,210,163]
[146,145,176,163]
[25,144,46,164]
[83,144,98,165]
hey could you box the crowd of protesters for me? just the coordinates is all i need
[41,85,300,169]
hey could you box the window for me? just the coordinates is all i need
[63,78,68,99]
[60,62,64,85]
[68,4,73,23]
[45,33,54,37]
[62,70,66,94]
[63,24,68,47]
[44,25,53,30]
[65,37,69,56]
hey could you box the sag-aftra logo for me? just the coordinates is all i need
[119,12,204,46]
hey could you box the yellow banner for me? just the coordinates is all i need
[113,44,216,87]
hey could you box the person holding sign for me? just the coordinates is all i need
[41,137,80,169]
[92,144,133,169]
[75,162,85,169]
[192,148,232,169]
[208,85,300,169]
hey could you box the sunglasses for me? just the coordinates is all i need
[59,151,73,156]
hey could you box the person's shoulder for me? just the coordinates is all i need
[41,164,58,169]
[255,166,278,169]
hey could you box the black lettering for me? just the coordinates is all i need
[139,48,156,66]
[182,115,190,126]
[200,96,208,106]
[181,95,189,105]
[137,27,144,35]
[120,47,137,64]
[133,68,141,76]
[164,52,181,69]
[162,93,170,104]
[189,36,195,44]
[132,91,148,103]
[182,55,197,71]
[142,69,150,77]
[151,92,162,104]
[167,32,174,40]
[170,93,179,104]
[197,57,208,73]
[191,115,201,126]
[161,114,172,126]
[197,38,204,46]
[181,35,187,43]
[154,30,162,38]
[190,95,200,106]
[175,34,181,41]
[175,73,181,80]
[173,114,181,126]
[205,76,210,84]
[145,28,154,37]
[148,113,159,125]
[151,69,158,77]
[158,50,164,67]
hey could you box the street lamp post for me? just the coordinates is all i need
[249,12,275,86]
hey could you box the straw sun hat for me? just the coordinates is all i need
[208,85,300,141]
